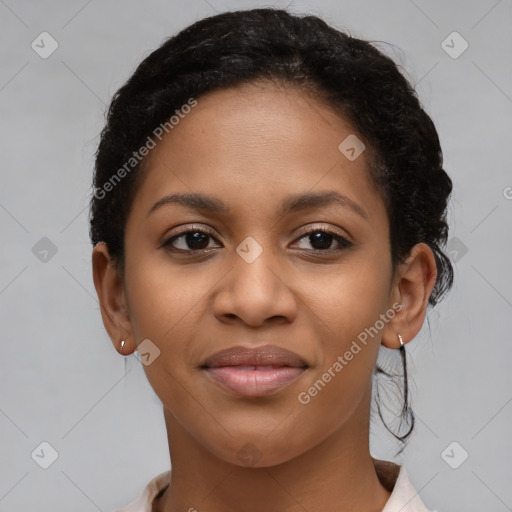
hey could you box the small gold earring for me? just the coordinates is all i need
[398,334,404,348]
[120,340,126,354]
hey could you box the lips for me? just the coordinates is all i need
[203,345,307,368]
[202,345,308,397]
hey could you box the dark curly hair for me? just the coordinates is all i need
[89,8,453,454]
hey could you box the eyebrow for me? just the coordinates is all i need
[148,191,368,221]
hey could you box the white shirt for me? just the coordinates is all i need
[116,458,438,512]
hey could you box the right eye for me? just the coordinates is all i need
[162,227,222,253]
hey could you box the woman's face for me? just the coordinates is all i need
[108,83,404,466]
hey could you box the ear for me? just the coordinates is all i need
[381,243,438,349]
[92,242,136,355]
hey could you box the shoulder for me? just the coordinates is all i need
[373,458,439,512]
[115,470,171,512]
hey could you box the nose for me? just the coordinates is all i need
[212,244,298,328]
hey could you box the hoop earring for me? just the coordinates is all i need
[120,340,129,374]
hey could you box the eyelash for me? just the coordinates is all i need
[161,225,353,255]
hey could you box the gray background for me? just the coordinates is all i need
[1,0,511,511]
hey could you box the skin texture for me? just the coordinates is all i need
[92,82,437,512]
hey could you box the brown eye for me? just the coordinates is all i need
[293,229,352,253]
[163,229,220,253]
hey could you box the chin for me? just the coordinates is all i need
[200,427,312,469]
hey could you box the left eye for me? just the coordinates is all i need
[293,229,352,252]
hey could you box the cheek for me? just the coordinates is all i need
[122,255,221,411]
[123,257,212,420]
[124,252,213,341]
[284,256,390,401]
[301,254,392,349]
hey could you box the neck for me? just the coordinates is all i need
[154,387,391,512]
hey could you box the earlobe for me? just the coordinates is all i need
[91,243,136,355]
[381,243,437,349]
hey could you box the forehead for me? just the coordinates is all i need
[129,83,387,227]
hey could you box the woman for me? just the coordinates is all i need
[90,8,452,512]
